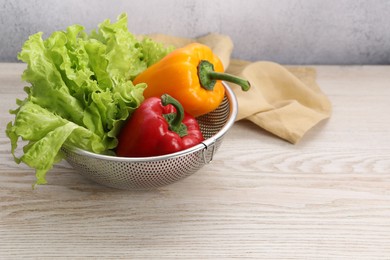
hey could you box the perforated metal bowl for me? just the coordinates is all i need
[62,82,237,190]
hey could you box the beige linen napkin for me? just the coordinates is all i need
[143,33,332,144]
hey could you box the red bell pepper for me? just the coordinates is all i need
[116,94,204,157]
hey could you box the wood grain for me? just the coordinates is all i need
[1,63,390,259]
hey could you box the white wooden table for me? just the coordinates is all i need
[1,63,390,259]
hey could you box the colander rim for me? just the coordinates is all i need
[63,82,238,162]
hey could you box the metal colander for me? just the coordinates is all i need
[62,83,237,190]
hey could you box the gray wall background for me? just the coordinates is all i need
[1,0,389,65]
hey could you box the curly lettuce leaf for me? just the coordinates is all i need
[6,13,173,185]
[6,102,105,185]
[140,37,175,67]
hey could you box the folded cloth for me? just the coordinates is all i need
[142,33,332,144]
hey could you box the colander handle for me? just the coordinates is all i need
[201,138,216,164]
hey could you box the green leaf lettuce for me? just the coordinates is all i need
[6,13,173,185]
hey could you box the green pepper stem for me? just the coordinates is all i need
[198,60,251,92]
[161,94,187,137]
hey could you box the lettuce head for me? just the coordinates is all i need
[6,13,173,186]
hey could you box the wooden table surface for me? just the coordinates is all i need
[1,63,390,259]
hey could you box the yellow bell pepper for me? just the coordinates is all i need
[133,43,250,117]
